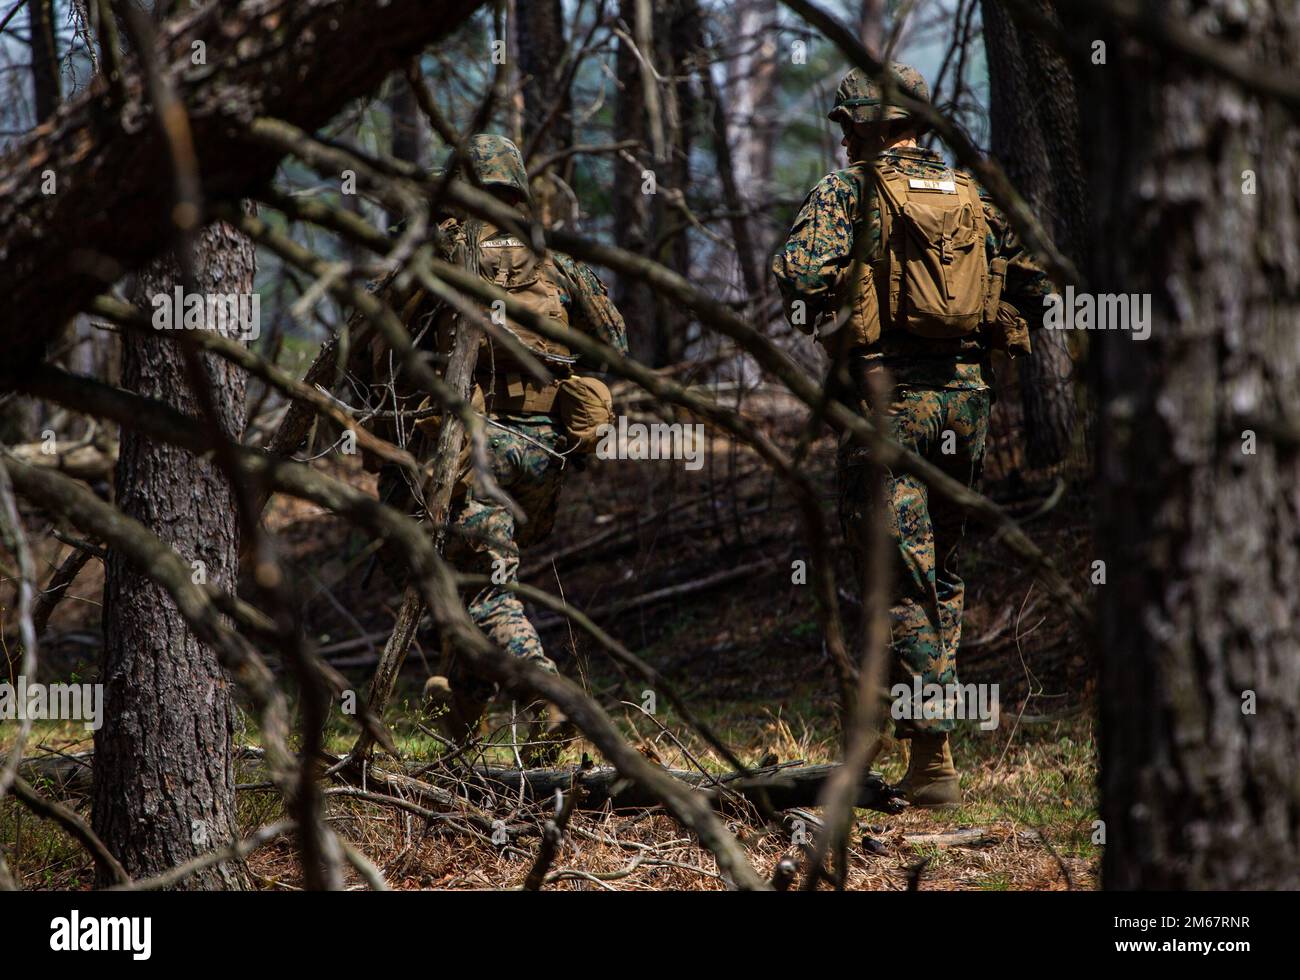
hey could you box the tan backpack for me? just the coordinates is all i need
[475,226,575,369]
[834,164,996,348]
[476,228,615,444]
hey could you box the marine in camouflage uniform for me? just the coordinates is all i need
[444,249,624,672]
[371,135,627,749]
[772,66,1050,804]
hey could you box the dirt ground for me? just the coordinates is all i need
[3,404,1098,890]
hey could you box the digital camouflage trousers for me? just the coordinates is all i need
[378,415,567,696]
[838,386,990,735]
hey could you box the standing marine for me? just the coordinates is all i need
[772,65,1051,805]
[363,134,627,763]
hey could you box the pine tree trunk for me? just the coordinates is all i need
[728,0,777,199]
[517,0,572,163]
[982,0,1082,469]
[388,80,422,169]
[613,0,657,364]
[385,79,422,229]
[610,0,699,367]
[94,222,255,889]
[515,0,572,230]
[1084,0,1300,888]
[28,0,60,122]
[650,0,698,367]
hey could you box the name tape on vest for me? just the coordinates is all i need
[908,177,957,194]
[481,237,528,248]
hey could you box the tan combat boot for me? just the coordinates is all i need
[519,702,575,768]
[423,674,487,746]
[900,732,961,807]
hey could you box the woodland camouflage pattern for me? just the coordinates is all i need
[838,388,989,732]
[773,118,1051,734]
[447,417,566,674]
[552,253,628,357]
[376,421,567,675]
[465,134,531,198]
[445,235,626,683]
[772,145,1051,389]
[378,209,627,696]
[827,64,931,125]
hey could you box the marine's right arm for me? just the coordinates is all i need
[977,189,1055,331]
[552,252,628,368]
[771,172,863,332]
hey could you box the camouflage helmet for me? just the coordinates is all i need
[827,63,930,126]
[464,134,530,200]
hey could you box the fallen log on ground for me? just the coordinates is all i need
[452,762,907,815]
[20,751,905,819]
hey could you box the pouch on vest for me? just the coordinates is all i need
[826,248,885,353]
[484,373,560,415]
[878,168,989,339]
[555,375,614,454]
[987,300,1031,358]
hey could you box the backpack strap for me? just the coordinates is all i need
[953,172,996,321]
[874,167,912,327]
[954,171,989,254]
[834,163,905,338]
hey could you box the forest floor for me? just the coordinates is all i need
[3,388,1098,890]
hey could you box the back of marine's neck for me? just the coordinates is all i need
[849,136,920,164]
[876,137,920,160]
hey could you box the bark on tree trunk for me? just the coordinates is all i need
[515,0,572,226]
[94,222,255,889]
[982,0,1082,470]
[28,0,61,122]
[700,52,761,299]
[517,0,571,163]
[1084,0,1300,888]
[728,0,777,201]
[610,0,698,367]
[384,77,423,231]
[651,0,698,367]
[388,79,422,169]
[727,0,778,305]
[613,0,657,364]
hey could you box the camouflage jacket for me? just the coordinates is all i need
[771,145,1052,389]
[551,251,629,367]
[383,211,628,366]
[356,230,626,464]
[366,225,626,374]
